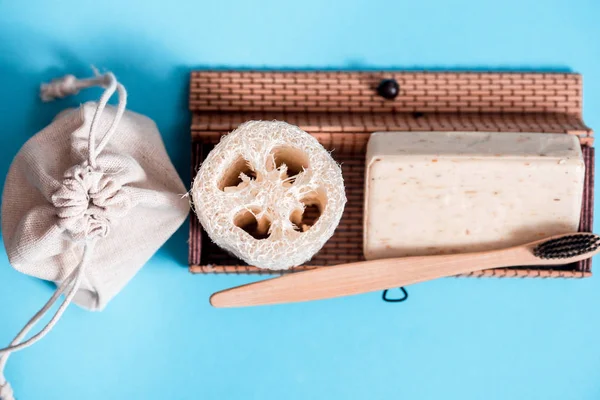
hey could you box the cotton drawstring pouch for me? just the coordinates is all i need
[0,71,189,399]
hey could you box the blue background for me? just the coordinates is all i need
[1,0,599,399]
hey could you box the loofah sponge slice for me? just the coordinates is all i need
[191,121,346,270]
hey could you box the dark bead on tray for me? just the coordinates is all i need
[377,79,400,100]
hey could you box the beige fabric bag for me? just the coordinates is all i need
[0,72,189,399]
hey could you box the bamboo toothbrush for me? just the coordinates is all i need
[210,233,600,308]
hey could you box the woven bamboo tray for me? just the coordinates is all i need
[189,71,594,278]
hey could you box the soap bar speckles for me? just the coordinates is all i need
[364,131,585,260]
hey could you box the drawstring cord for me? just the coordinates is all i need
[0,72,127,400]
[87,74,127,168]
[0,243,95,397]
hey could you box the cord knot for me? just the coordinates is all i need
[40,74,80,102]
[0,381,14,400]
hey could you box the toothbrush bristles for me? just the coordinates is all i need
[533,234,600,259]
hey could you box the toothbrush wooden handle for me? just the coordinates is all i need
[210,248,523,308]
[210,232,600,308]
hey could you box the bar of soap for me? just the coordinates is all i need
[364,131,585,260]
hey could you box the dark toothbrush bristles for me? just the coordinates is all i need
[533,234,600,259]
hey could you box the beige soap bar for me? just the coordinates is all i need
[364,131,585,260]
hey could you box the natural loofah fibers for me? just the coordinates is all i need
[192,121,346,270]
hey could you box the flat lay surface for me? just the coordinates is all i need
[1,0,599,399]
